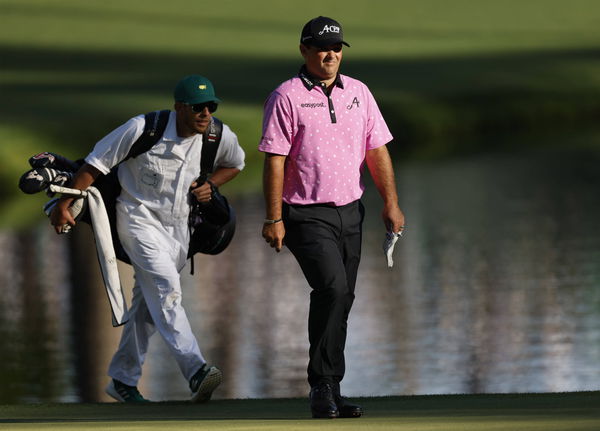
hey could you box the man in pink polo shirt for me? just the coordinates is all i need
[259,16,405,419]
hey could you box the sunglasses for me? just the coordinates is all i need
[315,45,343,53]
[188,101,218,113]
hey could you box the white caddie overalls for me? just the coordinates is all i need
[85,111,245,386]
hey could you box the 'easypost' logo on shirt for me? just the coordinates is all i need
[301,102,325,108]
[319,25,340,35]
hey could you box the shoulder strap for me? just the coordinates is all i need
[120,111,222,182]
[124,109,171,161]
[198,116,223,183]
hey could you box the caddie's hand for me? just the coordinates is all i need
[262,221,285,252]
[383,203,405,234]
[50,197,76,234]
[190,181,213,203]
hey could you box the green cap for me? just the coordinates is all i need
[173,75,221,104]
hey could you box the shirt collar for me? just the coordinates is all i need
[298,65,344,91]
[161,111,179,141]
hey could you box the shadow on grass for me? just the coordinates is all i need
[3,43,600,139]
[3,43,600,199]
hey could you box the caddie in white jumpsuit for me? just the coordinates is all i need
[50,75,245,403]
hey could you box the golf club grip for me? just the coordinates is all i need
[48,184,88,197]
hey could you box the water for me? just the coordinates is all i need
[1,147,600,403]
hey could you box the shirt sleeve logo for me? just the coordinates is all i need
[347,97,360,110]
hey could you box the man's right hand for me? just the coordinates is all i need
[48,163,102,234]
[262,221,285,252]
[50,197,76,234]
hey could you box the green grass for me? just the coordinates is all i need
[3,0,600,226]
[1,393,600,430]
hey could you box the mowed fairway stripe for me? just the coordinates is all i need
[1,393,600,430]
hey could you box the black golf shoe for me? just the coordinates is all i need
[309,383,339,418]
[335,395,363,418]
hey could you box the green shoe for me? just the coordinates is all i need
[189,364,222,403]
[106,379,150,403]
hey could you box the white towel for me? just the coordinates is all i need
[382,231,402,268]
[86,186,129,326]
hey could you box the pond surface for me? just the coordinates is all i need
[1,146,599,403]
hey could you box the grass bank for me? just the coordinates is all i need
[1,392,600,430]
[3,0,600,226]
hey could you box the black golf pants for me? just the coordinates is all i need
[283,200,364,388]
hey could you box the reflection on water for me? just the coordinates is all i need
[1,147,600,402]
[0,228,75,402]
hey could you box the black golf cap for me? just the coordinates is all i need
[300,16,350,48]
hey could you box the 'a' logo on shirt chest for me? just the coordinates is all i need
[347,97,360,110]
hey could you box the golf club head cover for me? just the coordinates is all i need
[19,167,74,195]
[28,151,80,172]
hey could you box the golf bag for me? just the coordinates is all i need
[19,110,236,264]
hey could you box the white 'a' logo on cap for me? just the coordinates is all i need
[319,25,340,35]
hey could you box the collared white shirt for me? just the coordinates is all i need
[86,111,245,225]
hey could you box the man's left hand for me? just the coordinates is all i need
[190,181,213,203]
[383,204,405,234]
